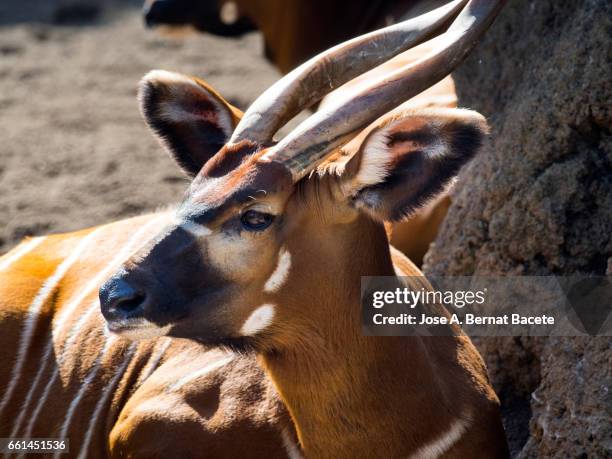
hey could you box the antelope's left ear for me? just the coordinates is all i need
[342,108,489,222]
[139,70,243,177]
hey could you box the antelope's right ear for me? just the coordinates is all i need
[341,108,489,222]
[139,70,243,177]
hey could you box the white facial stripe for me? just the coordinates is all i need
[264,247,292,293]
[407,414,470,459]
[240,304,276,336]
[179,220,212,238]
[169,354,235,392]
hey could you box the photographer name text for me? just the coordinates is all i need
[372,313,555,326]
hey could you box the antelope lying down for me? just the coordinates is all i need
[0,1,509,457]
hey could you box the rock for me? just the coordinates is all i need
[424,0,612,457]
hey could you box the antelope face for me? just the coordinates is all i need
[98,71,296,346]
[99,69,487,350]
[102,0,498,350]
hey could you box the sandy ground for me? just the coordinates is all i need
[0,1,289,254]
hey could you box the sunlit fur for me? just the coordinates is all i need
[94,70,508,458]
[0,217,294,458]
[320,41,461,264]
[1,50,507,459]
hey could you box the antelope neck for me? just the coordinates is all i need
[260,220,451,458]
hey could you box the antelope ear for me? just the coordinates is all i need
[342,108,489,222]
[138,70,242,177]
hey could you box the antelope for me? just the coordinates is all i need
[0,1,509,457]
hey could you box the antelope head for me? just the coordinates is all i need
[100,0,503,350]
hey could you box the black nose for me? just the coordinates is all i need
[100,277,147,322]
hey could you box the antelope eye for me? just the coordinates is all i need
[241,210,274,231]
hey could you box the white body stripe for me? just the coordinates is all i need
[264,247,292,293]
[407,415,470,459]
[10,216,164,442]
[136,338,172,387]
[59,301,98,363]
[0,237,44,272]
[56,337,118,444]
[17,366,60,456]
[9,313,106,436]
[0,229,102,418]
[9,352,54,438]
[19,329,111,441]
[74,345,137,459]
[170,354,235,392]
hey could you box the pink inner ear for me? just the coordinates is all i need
[182,95,219,121]
[350,110,486,223]
[351,116,440,191]
[159,95,220,124]
[385,117,440,148]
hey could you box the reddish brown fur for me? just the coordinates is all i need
[0,209,507,458]
[321,40,459,264]
[146,1,460,266]
[1,23,508,457]
[0,217,294,458]
[94,68,507,457]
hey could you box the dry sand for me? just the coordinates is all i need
[0,1,287,253]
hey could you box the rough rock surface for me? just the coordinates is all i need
[424,0,612,457]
